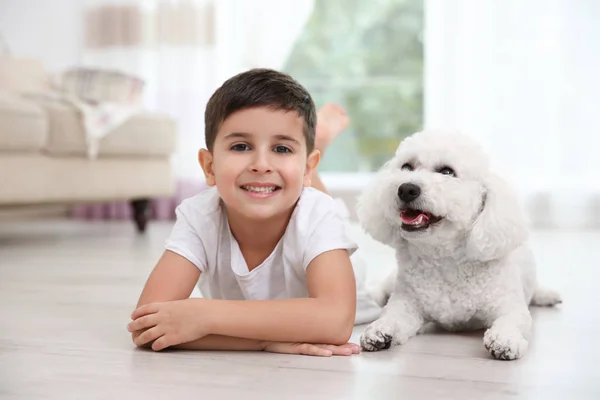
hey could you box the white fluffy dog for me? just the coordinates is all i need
[358,130,561,360]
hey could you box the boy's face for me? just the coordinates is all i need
[199,107,320,221]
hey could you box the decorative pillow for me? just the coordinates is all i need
[52,67,145,105]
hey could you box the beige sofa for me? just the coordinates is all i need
[0,91,177,232]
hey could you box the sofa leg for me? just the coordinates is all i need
[130,199,151,233]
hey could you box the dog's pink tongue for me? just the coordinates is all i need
[401,211,430,224]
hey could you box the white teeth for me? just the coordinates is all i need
[408,215,425,226]
[242,185,277,193]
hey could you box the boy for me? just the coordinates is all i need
[127,69,381,356]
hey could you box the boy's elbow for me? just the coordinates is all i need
[337,319,355,345]
[330,328,353,346]
[326,310,354,345]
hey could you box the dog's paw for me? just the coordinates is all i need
[531,287,562,307]
[360,329,393,352]
[483,327,528,360]
[360,319,402,352]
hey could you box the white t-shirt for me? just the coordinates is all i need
[165,186,382,325]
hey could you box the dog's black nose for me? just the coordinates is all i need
[398,183,421,202]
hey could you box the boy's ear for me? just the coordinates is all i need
[303,149,321,187]
[198,149,216,186]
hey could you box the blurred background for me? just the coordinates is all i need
[0,0,598,230]
[2,4,599,396]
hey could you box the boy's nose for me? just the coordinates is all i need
[250,152,273,173]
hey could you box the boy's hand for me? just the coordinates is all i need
[261,341,360,357]
[128,299,209,351]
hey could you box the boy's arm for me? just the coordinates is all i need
[134,250,200,307]
[131,248,357,348]
[132,251,267,351]
[131,250,199,346]
[174,335,264,351]
[206,248,357,344]
[175,335,360,357]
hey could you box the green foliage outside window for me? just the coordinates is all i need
[283,0,424,172]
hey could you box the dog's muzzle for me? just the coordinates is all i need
[397,183,442,231]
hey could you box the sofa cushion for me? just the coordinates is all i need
[0,92,47,152]
[36,99,177,158]
[0,154,175,205]
[0,57,50,94]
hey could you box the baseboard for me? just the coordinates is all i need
[0,204,69,220]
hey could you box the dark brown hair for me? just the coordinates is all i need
[204,68,316,153]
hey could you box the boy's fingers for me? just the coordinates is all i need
[127,314,158,332]
[151,335,171,352]
[296,343,332,357]
[264,342,361,357]
[134,326,163,347]
[341,342,362,354]
[317,344,353,356]
[263,342,332,357]
[131,329,145,340]
[131,303,159,320]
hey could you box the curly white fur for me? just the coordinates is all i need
[358,130,561,360]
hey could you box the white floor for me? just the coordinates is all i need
[0,219,599,399]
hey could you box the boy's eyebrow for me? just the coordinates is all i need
[273,134,301,145]
[223,132,251,140]
[223,132,301,145]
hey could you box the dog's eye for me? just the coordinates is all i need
[437,166,456,177]
[401,163,414,171]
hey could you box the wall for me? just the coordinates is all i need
[0,0,83,73]
[423,0,600,229]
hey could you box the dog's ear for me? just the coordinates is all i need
[357,198,398,247]
[357,161,400,247]
[466,172,528,261]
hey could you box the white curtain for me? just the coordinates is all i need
[424,0,600,229]
[81,0,314,181]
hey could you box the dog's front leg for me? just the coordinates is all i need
[360,294,424,352]
[483,305,532,360]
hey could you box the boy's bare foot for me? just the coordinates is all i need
[315,103,349,153]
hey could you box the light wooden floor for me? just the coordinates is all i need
[1,219,599,400]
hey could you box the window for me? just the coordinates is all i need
[283,0,424,173]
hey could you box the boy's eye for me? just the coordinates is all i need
[273,145,292,154]
[230,143,250,151]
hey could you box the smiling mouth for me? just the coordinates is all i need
[400,208,442,231]
[240,185,282,194]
